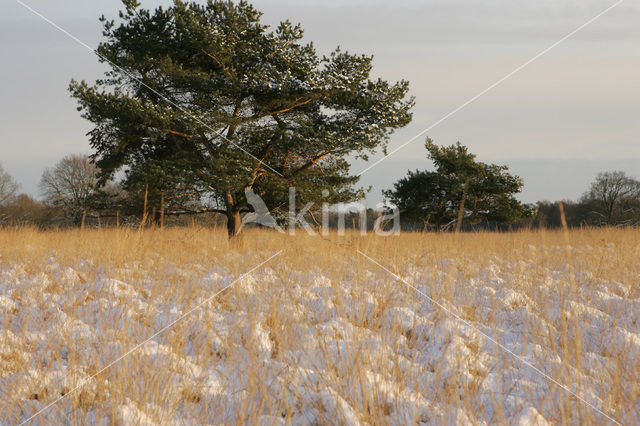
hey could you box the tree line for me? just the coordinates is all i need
[2,1,639,233]
[2,153,638,231]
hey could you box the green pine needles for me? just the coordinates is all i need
[70,0,414,236]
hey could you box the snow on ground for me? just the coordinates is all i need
[0,245,638,425]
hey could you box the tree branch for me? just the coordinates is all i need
[289,149,337,176]
[166,129,194,138]
[165,207,228,216]
[201,48,233,79]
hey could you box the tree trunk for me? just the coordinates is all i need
[159,191,165,229]
[455,179,469,233]
[226,208,242,238]
[140,184,149,229]
[224,191,242,238]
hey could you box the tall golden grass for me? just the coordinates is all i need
[0,227,638,424]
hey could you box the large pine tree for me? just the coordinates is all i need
[70,0,413,236]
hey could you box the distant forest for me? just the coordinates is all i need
[1,158,639,231]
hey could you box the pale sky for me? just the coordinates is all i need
[1,0,639,205]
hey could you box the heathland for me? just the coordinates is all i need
[0,228,638,424]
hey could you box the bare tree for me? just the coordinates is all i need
[39,154,100,224]
[0,163,19,206]
[0,194,52,226]
[581,171,640,225]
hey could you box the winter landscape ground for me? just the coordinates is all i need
[0,227,638,425]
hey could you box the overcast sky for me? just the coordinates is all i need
[1,0,639,205]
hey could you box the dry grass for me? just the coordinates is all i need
[0,227,638,424]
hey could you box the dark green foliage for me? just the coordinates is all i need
[69,0,413,236]
[384,139,526,230]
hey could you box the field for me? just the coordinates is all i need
[0,227,638,425]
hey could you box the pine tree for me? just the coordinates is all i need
[70,0,413,236]
[384,139,526,230]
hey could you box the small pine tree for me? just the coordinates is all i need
[384,139,526,230]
